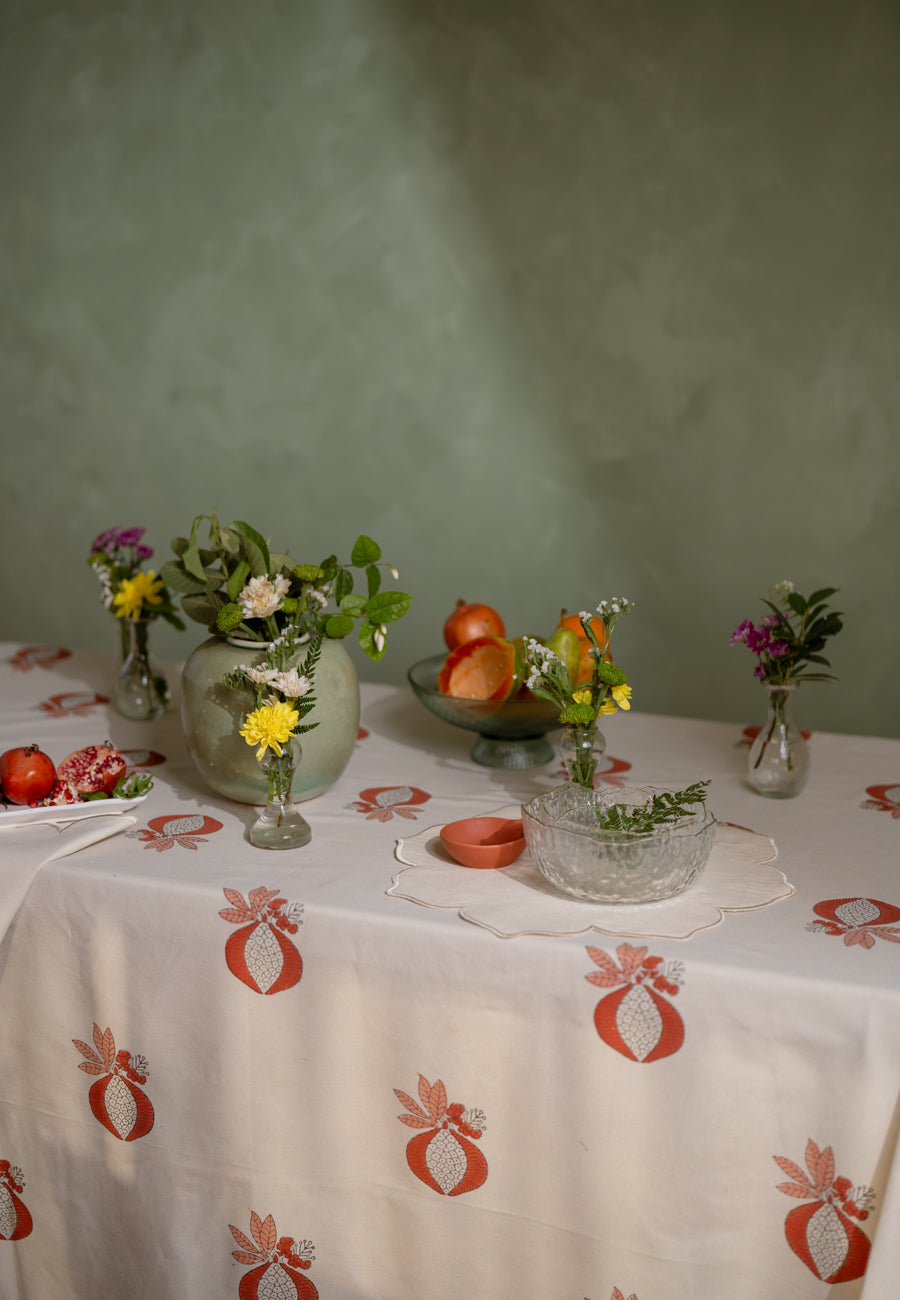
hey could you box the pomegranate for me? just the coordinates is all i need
[41,778,83,806]
[0,744,57,805]
[443,600,505,651]
[56,741,126,796]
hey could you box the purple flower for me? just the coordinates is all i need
[753,663,767,678]
[729,619,753,646]
[746,626,772,655]
[761,614,781,628]
[117,527,146,548]
[135,544,154,561]
[769,640,790,658]
[90,527,123,554]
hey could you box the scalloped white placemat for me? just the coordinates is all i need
[390,804,792,940]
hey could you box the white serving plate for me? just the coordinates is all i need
[0,794,148,828]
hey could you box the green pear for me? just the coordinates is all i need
[545,624,581,688]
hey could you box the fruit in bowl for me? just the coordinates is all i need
[443,600,505,650]
[437,636,522,701]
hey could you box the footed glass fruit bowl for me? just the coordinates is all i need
[408,654,561,768]
[521,784,717,904]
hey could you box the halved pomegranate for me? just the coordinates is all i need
[56,742,126,796]
[437,636,521,701]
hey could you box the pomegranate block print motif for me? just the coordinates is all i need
[73,1024,154,1141]
[807,898,900,948]
[861,784,900,817]
[38,691,109,717]
[128,812,223,851]
[0,1161,32,1241]
[8,644,71,672]
[395,1073,488,1197]
[220,887,304,995]
[586,943,685,1062]
[229,1212,318,1299]
[585,1290,638,1300]
[349,785,430,821]
[774,1139,875,1283]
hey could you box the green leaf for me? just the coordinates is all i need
[158,561,208,595]
[804,654,832,665]
[366,591,412,624]
[358,620,384,661]
[335,568,354,604]
[181,595,219,627]
[225,559,251,601]
[170,535,189,558]
[787,593,807,616]
[366,565,381,598]
[182,515,209,582]
[324,614,354,639]
[232,521,270,578]
[807,587,838,605]
[351,534,381,567]
[340,593,368,618]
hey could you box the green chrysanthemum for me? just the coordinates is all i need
[216,603,244,633]
[558,701,597,726]
[594,662,628,687]
[293,564,325,582]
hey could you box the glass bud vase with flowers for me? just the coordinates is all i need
[225,629,323,849]
[88,526,185,721]
[521,598,634,793]
[731,581,843,798]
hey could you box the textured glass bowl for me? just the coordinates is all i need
[521,784,717,904]
[408,654,560,768]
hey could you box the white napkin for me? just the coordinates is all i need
[0,815,136,945]
[391,805,793,940]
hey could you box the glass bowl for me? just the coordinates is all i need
[521,784,717,904]
[407,654,561,768]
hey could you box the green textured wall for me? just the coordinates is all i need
[2,0,898,737]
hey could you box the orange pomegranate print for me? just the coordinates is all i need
[229,1211,318,1299]
[395,1073,488,1197]
[0,1160,32,1241]
[586,943,685,1062]
[220,887,304,995]
[73,1023,154,1141]
[774,1139,875,1283]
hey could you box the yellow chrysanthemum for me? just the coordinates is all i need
[572,688,592,705]
[599,698,618,716]
[113,570,165,620]
[612,683,632,711]
[239,701,300,759]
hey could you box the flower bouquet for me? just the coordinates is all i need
[88,527,184,720]
[521,598,634,790]
[731,580,843,796]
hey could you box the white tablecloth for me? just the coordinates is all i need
[1,642,898,1299]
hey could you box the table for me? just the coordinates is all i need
[1,641,898,1299]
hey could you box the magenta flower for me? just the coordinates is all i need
[769,640,790,658]
[745,626,772,655]
[729,619,753,646]
[117,527,147,548]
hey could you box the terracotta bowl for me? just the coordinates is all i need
[439,816,526,869]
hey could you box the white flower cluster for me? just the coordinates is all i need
[240,662,312,699]
[91,560,114,609]
[596,597,633,620]
[373,624,387,653]
[238,574,291,620]
[523,636,560,690]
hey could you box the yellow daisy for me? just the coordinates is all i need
[113,571,164,620]
[239,701,300,759]
[612,683,632,711]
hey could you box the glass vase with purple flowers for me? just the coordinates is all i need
[730,581,843,798]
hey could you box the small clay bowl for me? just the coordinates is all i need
[439,816,526,869]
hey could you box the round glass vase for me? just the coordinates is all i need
[115,618,169,722]
[559,723,606,791]
[250,736,312,850]
[748,685,809,798]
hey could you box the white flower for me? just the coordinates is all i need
[373,624,386,653]
[578,611,592,624]
[243,664,279,685]
[270,669,312,698]
[238,574,291,620]
[307,586,329,609]
[390,566,399,580]
[611,603,620,614]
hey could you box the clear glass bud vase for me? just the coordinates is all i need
[559,723,606,792]
[748,685,809,798]
[115,618,168,722]
[250,737,312,849]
